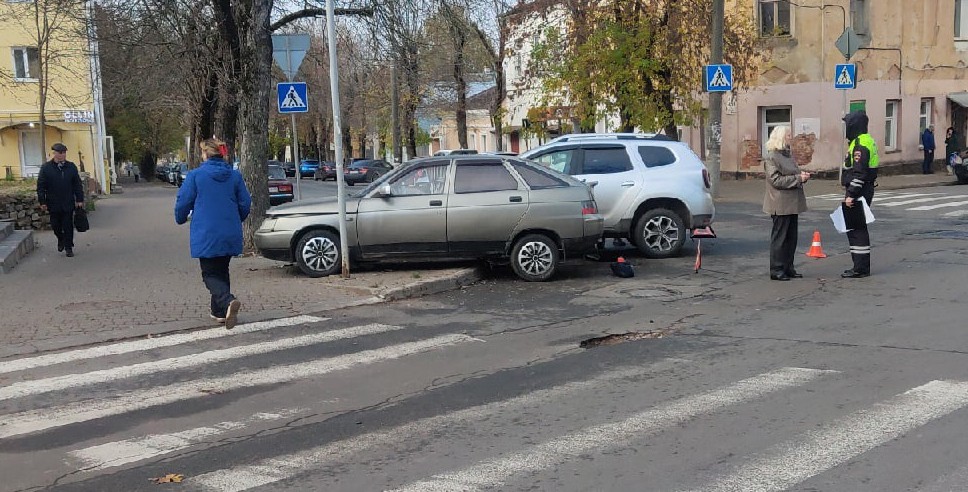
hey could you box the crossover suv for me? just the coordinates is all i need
[254,156,604,282]
[521,133,714,258]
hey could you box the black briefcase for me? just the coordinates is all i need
[74,208,89,232]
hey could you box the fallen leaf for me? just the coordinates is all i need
[150,473,184,484]
[199,388,223,395]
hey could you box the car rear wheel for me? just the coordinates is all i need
[510,234,559,282]
[294,229,341,278]
[633,208,686,258]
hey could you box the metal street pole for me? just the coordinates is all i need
[327,0,350,278]
[706,0,725,197]
[286,41,302,201]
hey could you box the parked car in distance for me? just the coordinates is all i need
[254,156,604,282]
[155,164,170,182]
[313,161,337,181]
[343,159,393,185]
[168,163,189,187]
[433,149,478,156]
[520,133,715,259]
[299,159,320,178]
[267,164,294,206]
[489,151,519,157]
[280,161,296,177]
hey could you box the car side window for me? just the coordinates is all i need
[454,161,518,193]
[580,147,633,174]
[511,161,568,189]
[389,163,449,196]
[638,146,677,168]
[531,149,578,175]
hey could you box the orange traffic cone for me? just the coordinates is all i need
[805,230,827,258]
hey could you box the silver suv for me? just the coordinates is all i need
[521,134,714,258]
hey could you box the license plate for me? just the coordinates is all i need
[269,186,279,192]
[349,170,359,174]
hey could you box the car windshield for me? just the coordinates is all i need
[355,163,407,196]
[267,166,286,179]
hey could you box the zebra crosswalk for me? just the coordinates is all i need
[3,315,968,491]
[809,190,968,217]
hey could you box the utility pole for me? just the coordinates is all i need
[327,0,350,278]
[706,0,725,197]
[391,61,401,163]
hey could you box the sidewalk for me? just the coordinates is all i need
[0,179,480,359]
[0,171,957,359]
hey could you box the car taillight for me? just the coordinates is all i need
[280,184,292,192]
[702,168,711,189]
[581,200,598,215]
[359,167,368,173]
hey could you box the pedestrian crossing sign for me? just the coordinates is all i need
[705,64,733,92]
[277,82,309,113]
[835,64,856,89]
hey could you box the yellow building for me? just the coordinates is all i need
[0,0,109,192]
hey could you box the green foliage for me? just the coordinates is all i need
[108,103,184,164]
[268,127,289,162]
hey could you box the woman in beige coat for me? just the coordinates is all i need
[763,125,811,281]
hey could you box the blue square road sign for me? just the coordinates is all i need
[834,64,856,90]
[705,64,733,92]
[278,82,309,113]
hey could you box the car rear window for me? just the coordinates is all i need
[455,161,518,193]
[268,166,286,179]
[531,148,578,175]
[637,145,677,168]
[581,147,632,174]
[511,161,569,189]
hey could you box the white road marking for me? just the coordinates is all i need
[0,315,328,375]
[685,379,968,492]
[0,334,472,439]
[387,367,835,492]
[910,200,968,211]
[0,324,402,401]
[943,209,968,218]
[190,358,692,492]
[878,195,966,207]
[68,408,306,470]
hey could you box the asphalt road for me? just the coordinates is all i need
[3,185,968,491]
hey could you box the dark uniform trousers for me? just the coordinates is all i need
[199,256,235,318]
[846,187,875,274]
[49,208,75,250]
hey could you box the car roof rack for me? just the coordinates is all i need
[549,133,674,143]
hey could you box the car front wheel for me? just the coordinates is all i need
[294,229,341,278]
[633,208,686,259]
[510,233,559,282]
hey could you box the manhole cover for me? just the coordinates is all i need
[580,331,663,348]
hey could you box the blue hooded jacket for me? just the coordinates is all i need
[174,157,252,258]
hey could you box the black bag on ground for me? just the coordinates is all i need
[954,163,968,185]
[74,208,89,232]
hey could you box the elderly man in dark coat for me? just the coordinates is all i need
[36,143,84,257]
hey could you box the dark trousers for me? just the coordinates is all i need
[846,189,874,274]
[199,256,234,317]
[770,214,798,276]
[923,150,935,173]
[49,209,75,250]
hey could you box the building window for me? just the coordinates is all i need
[851,0,869,35]
[920,98,933,132]
[12,47,39,80]
[759,0,791,36]
[761,106,792,156]
[482,134,487,152]
[885,100,900,151]
[958,0,968,39]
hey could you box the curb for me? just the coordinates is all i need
[0,266,485,360]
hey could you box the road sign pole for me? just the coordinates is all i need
[841,59,848,185]
[706,0,724,198]
[327,0,350,278]
[291,112,300,200]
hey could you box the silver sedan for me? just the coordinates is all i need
[254,156,604,282]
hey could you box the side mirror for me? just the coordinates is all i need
[373,185,392,198]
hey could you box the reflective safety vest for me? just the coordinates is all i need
[844,134,879,169]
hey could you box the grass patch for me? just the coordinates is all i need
[0,179,35,197]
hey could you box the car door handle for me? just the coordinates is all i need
[509,196,522,202]
[621,181,635,187]
[430,200,443,206]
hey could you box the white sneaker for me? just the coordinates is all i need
[224,299,242,330]
[209,314,226,324]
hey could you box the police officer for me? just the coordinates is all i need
[841,111,878,278]
[37,143,84,257]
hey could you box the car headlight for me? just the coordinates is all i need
[259,218,277,231]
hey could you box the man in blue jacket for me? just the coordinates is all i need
[174,139,251,329]
[922,125,936,174]
[37,143,84,257]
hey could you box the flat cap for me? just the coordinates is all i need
[51,143,67,152]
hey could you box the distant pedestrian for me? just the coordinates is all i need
[841,111,879,278]
[945,127,960,175]
[763,125,810,281]
[921,125,936,174]
[36,143,84,257]
[174,138,251,329]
